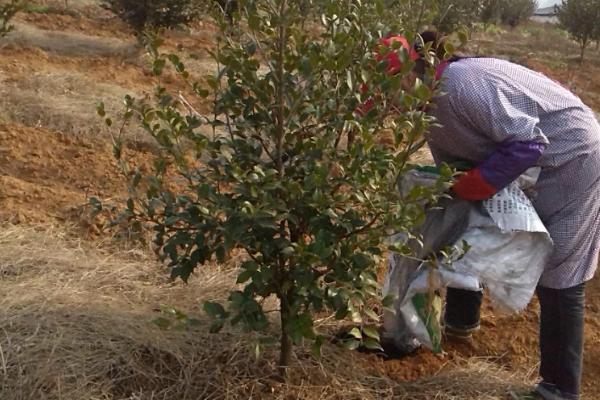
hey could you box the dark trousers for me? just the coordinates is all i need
[537,284,585,399]
[445,287,483,330]
[445,284,585,399]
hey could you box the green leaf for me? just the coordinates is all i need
[254,342,261,360]
[203,301,226,318]
[457,28,469,46]
[247,13,260,30]
[347,327,362,339]
[334,307,349,320]
[311,335,324,358]
[415,82,431,100]
[236,270,254,284]
[89,197,102,212]
[443,41,456,59]
[281,246,295,256]
[195,87,209,98]
[342,338,360,351]
[96,102,106,117]
[324,208,338,220]
[245,41,257,56]
[215,245,226,263]
[362,326,380,341]
[187,318,202,328]
[351,253,371,269]
[362,338,383,351]
[153,58,166,76]
[209,319,224,333]
[363,307,379,322]
[132,171,142,188]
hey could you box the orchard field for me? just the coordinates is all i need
[1,1,600,399]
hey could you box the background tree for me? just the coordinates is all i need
[435,0,482,33]
[0,0,21,38]
[98,0,454,376]
[101,0,197,39]
[557,0,600,62]
[499,0,537,27]
[479,0,501,27]
[427,0,535,29]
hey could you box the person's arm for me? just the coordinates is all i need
[449,76,549,200]
[453,140,546,200]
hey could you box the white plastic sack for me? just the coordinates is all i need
[383,168,553,351]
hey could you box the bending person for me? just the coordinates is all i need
[374,32,600,400]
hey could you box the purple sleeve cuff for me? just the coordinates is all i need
[478,140,546,190]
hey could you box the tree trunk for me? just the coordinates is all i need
[278,296,292,379]
[580,44,586,64]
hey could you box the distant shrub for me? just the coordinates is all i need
[479,0,502,25]
[557,0,600,62]
[431,0,535,33]
[0,0,21,38]
[499,0,537,27]
[102,0,197,36]
[435,0,482,33]
[213,0,237,22]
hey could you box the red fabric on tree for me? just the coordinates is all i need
[452,168,498,201]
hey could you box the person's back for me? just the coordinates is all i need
[430,57,600,164]
[429,57,600,219]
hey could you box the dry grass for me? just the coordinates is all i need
[0,22,143,136]
[2,23,138,58]
[22,0,109,20]
[0,225,531,399]
[469,22,600,65]
[0,22,218,137]
[0,66,141,136]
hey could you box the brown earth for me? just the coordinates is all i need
[0,123,152,228]
[1,7,600,399]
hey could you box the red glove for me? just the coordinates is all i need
[452,168,497,201]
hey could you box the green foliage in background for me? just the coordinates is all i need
[98,0,456,375]
[557,0,600,61]
[405,0,537,33]
[101,0,197,37]
[499,0,537,27]
[0,0,22,38]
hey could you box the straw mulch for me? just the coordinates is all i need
[0,225,529,399]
